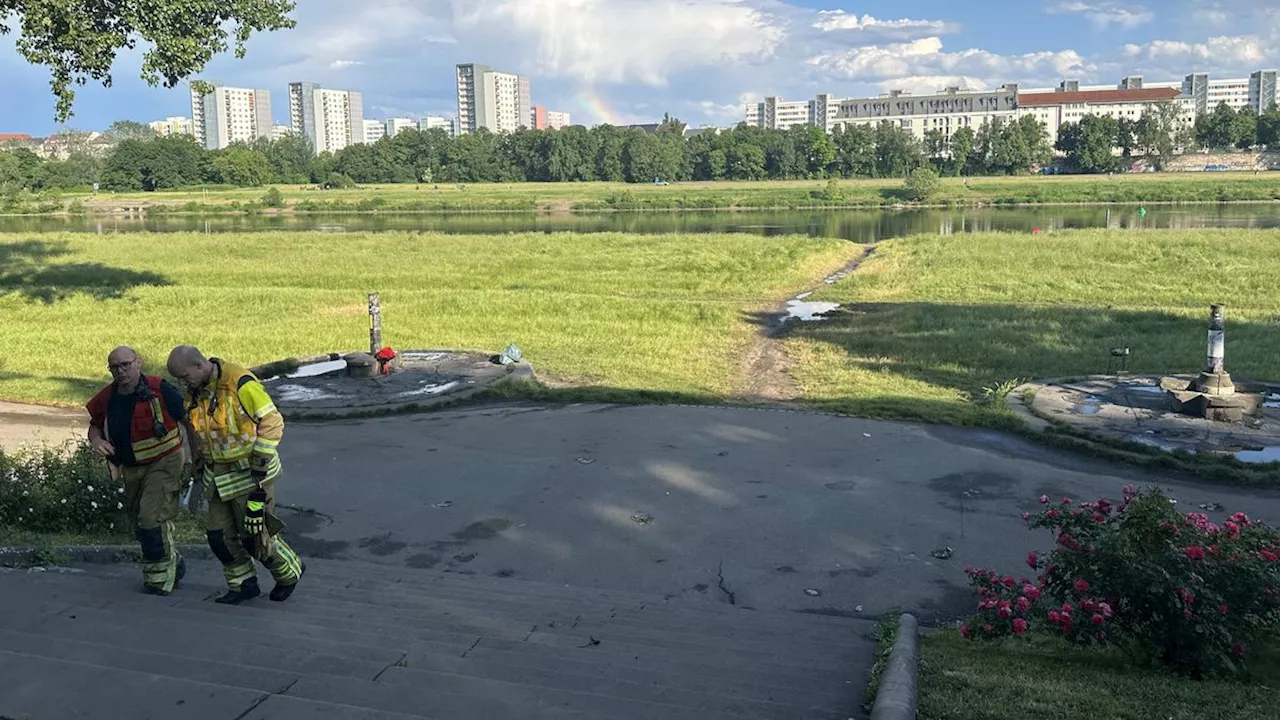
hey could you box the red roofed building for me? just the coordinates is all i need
[1016,82,1196,149]
[0,133,35,146]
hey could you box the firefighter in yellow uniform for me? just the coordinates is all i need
[167,345,305,604]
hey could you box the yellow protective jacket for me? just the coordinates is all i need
[186,359,284,500]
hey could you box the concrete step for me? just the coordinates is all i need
[64,558,867,643]
[287,670,740,720]
[377,658,853,719]
[0,648,266,720]
[0,627,300,693]
[0,561,868,719]
[452,640,858,710]
[57,560,865,668]
[0,593,406,668]
[303,559,864,632]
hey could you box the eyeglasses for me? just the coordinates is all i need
[108,359,137,372]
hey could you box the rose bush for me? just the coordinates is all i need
[961,485,1280,677]
[0,441,126,535]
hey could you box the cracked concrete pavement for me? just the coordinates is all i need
[268,402,1280,624]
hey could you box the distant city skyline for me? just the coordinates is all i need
[2,1,1278,136]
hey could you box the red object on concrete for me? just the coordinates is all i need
[375,346,396,374]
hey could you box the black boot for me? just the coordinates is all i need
[215,577,261,605]
[270,562,305,602]
[175,557,187,586]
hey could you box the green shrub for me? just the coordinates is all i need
[903,167,941,202]
[961,486,1280,678]
[0,442,124,535]
[262,186,285,208]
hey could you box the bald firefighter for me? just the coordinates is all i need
[167,345,305,604]
[86,346,189,595]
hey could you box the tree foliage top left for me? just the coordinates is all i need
[1,1,296,122]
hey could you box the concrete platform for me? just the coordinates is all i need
[254,350,532,419]
[1023,375,1280,462]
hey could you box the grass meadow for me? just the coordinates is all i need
[0,230,857,406]
[916,633,1280,720]
[70,172,1280,214]
[786,228,1280,425]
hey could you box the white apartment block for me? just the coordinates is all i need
[456,63,532,134]
[148,116,193,137]
[190,83,273,150]
[289,82,364,155]
[418,116,453,136]
[745,95,838,132]
[826,86,1020,140]
[271,124,295,141]
[385,118,417,136]
[364,119,387,144]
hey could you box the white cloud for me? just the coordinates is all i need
[452,0,786,87]
[1122,35,1268,66]
[1047,1,1154,29]
[808,37,1093,85]
[328,60,365,69]
[812,11,960,36]
[877,75,991,95]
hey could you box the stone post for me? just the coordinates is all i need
[368,293,382,356]
[1206,303,1225,373]
[1194,303,1234,396]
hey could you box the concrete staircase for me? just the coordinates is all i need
[0,558,873,719]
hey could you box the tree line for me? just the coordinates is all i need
[3,102,1279,194]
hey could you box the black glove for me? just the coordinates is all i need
[244,488,267,534]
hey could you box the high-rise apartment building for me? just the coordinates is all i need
[1251,70,1279,112]
[190,83,273,149]
[148,116,194,137]
[456,63,531,134]
[289,82,364,155]
[531,107,572,130]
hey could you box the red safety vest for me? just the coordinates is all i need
[86,375,183,464]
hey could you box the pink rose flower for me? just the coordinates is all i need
[1098,602,1112,618]
[998,603,1013,619]
[983,624,994,634]
[1047,610,1061,624]
[1026,552,1038,569]
[1184,546,1206,560]
[960,624,972,640]
[1061,497,1072,505]
[1220,604,1229,617]
[1230,512,1250,526]
[1039,495,1049,504]
[1074,578,1090,594]
[1224,521,1241,538]
[1045,510,1061,519]
[1060,602,1073,616]
[1021,511,1030,522]
[1260,549,1279,562]
[1091,613,1104,627]
[1016,596,1032,613]
[1023,584,1041,600]
[1012,618,1028,636]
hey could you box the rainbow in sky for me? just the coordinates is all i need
[577,85,630,126]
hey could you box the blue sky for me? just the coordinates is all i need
[2,0,1277,135]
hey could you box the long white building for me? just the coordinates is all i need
[746,68,1280,140]
[289,82,364,155]
[190,83,273,149]
[456,63,531,135]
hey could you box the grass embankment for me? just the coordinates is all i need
[917,633,1280,720]
[66,173,1280,215]
[788,228,1280,427]
[0,231,858,407]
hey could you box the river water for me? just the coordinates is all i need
[3,205,1280,242]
